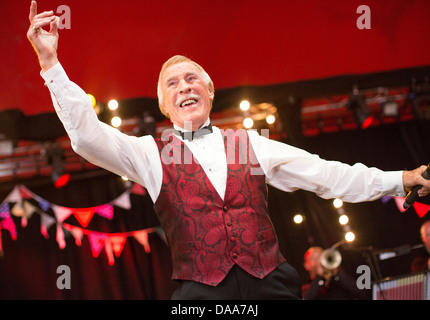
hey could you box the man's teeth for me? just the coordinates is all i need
[181,99,197,107]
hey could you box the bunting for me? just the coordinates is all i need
[382,196,430,218]
[0,184,165,264]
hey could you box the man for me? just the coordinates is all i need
[27,1,430,299]
[302,247,367,300]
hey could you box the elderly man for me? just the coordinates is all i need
[27,1,430,299]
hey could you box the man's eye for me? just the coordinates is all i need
[187,75,197,82]
[168,81,177,87]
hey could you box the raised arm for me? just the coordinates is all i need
[27,1,59,73]
[25,1,162,202]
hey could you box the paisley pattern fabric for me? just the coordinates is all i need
[154,129,285,286]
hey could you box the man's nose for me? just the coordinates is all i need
[178,79,191,94]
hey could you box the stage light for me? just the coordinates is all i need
[243,117,253,129]
[240,100,250,111]
[111,116,122,127]
[266,114,275,124]
[345,231,355,242]
[333,198,343,208]
[339,214,349,225]
[87,94,97,108]
[108,99,119,111]
[293,214,304,224]
[44,145,70,188]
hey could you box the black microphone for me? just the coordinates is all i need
[403,163,430,209]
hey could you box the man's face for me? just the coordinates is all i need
[421,223,430,250]
[160,62,214,131]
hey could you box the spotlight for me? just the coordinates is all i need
[240,100,250,111]
[266,114,276,124]
[87,94,97,108]
[345,231,355,242]
[243,117,254,129]
[44,145,70,188]
[333,198,343,208]
[339,214,349,225]
[293,214,304,224]
[111,116,122,127]
[347,85,373,129]
[108,99,119,111]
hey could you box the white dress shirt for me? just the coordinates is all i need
[41,62,405,204]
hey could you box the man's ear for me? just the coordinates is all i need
[160,102,169,118]
[208,89,215,102]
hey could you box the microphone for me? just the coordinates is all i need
[403,163,430,209]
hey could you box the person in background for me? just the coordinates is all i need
[302,246,368,300]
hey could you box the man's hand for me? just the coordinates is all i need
[27,1,59,73]
[403,165,430,197]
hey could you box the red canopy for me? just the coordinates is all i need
[2,0,430,115]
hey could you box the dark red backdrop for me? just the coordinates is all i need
[2,0,430,115]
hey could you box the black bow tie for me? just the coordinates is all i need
[174,124,213,141]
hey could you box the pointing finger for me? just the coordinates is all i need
[29,1,37,23]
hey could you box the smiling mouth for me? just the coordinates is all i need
[179,97,199,108]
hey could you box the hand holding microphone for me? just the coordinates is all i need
[403,163,430,209]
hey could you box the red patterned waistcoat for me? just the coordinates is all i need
[153,129,285,286]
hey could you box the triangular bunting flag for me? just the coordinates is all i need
[63,225,84,246]
[10,202,25,218]
[56,224,66,249]
[104,237,115,265]
[73,208,94,228]
[52,204,73,222]
[40,213,56,239]
[0,203,17,240]
[130,183,147,196]
[94,204,113,220]
[393,197,407,213]
[412,202,430,218]
[133,230,151,253]
[88,232,106,258]
[19,185,33,199]
[112,191,131,209]
[110,235,127,257]
[3,185,22,203]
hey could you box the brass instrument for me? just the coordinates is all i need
[320,248,342,270]
[320,240,345,270]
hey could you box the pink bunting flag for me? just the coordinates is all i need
[88,232,107,258]
[393,197,408,213]
[0,203,17,240]
[94,204,114,219]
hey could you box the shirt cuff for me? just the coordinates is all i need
[382,170,405,197]
[40,62,69,93]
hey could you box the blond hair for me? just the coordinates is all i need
[157,55,214,117]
